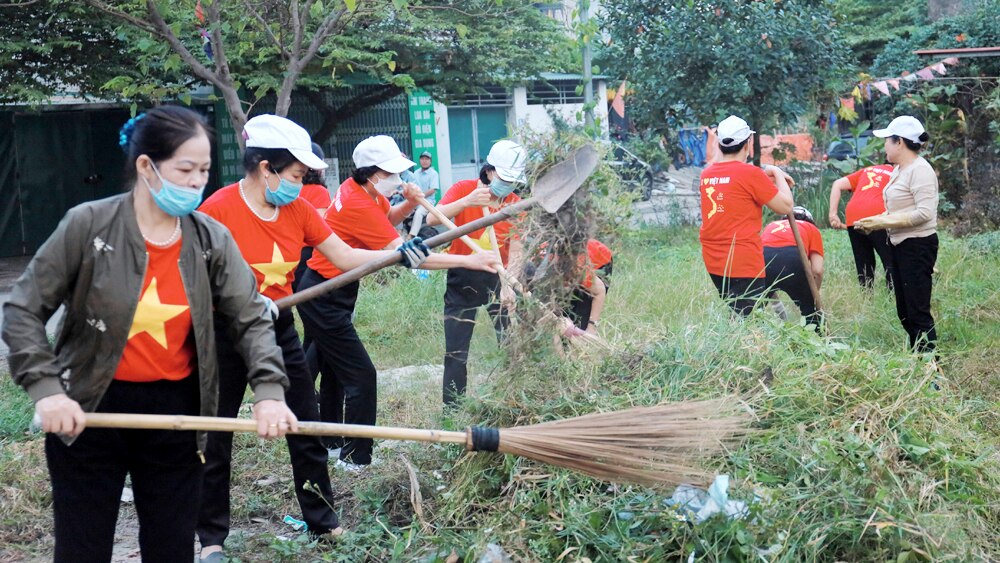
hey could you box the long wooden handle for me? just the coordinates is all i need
[415,196,484,255]
[85,413,469,445]
[785,213,823,311]
[414,196,525,294]
[276,196,538,309]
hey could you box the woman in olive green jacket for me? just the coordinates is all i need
[1,106,296,562]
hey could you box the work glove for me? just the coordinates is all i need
[261,295,279,321]
[397,237,431,268]
[854,213,911,234]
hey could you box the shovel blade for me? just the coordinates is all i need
[532,144,600,213]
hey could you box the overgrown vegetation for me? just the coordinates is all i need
[3,222,999,561]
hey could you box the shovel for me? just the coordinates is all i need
[277,144,601,310]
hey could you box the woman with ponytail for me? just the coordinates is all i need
[1,106,296,562]
[856,116,940,353]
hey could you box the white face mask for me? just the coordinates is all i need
[371,172,402,196]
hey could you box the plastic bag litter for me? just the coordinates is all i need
[664,475,749,523]
[283,514,307,531]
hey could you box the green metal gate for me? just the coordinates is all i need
[233,87,412,187]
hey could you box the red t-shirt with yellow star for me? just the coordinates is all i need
[113,240,195,382]
[438,179,521,265]
[199,183,333,300]
[307,178,400,280]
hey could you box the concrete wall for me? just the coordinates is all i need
[433,101,453,189]
[509,81,609,137]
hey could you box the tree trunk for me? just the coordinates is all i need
[275,66,300,117]
[752,125,762,167]
[219,85,248,150]
[303,84,405,144]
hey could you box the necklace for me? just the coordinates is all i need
[239,179,279,222]
[143,217,181,247]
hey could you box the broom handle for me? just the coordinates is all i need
[276,196,537,310]
[415,196,487,257]
[785,212,823,311]
[413,196,524,292]
[85,413,469,445]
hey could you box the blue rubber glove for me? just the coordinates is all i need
[397,237,431,268]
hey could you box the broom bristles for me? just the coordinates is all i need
[494,397,750,487]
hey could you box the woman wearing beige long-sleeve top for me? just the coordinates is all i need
[856,116,938,353]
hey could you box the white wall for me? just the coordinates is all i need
[433,101,453,189]
[509,81,609,137]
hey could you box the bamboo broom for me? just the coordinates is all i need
[86,397,749,487]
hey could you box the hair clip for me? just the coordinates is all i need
[118,113,147,150]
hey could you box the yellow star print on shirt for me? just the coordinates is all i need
[251,242,298,292]
[475,230,494,251]
[128,277,189,349]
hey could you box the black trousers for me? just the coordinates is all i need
[297,268,377,465]
[305,341,345,451]
[708,273,766,317]
[443,268,509,405]
[764,246,823,328]
[888,234,938,352]
[291,246,314,293]
[567,289,593,330]
[848,227,894,289]
[197,310,338,547]
[46,377,202,563]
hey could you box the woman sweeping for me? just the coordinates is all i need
[1,106,297,562]
[298,135,500,470]
[856,116,940,353]
[196,116,433,560]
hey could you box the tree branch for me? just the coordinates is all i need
[300,6,349,67]
[242,0,289,60]
[201,0,233,83]
[81,0,159,35]
[0,0,40,8]
[290,0,303,62]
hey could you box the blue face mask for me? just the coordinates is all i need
[263,171,303,207]
[143,163,205,217]
[489,177,516,198]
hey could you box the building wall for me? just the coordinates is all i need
[509,81,609,136]
[433,101,454,189]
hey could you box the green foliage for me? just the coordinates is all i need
[599,0,849,146]
[0,0,166,105]
[871,0,1000,78]
[832,0,927,68]
[862,1,1000,233]
[4,1,566,139]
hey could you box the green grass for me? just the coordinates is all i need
[2,227,999,561]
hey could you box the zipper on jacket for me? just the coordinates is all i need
[197,449,206,464]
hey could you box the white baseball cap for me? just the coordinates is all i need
[486,140,527,183]
[716,115,755,147]
[352,135,415,174]
[873,116,926,143]
[243,114,328,170]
